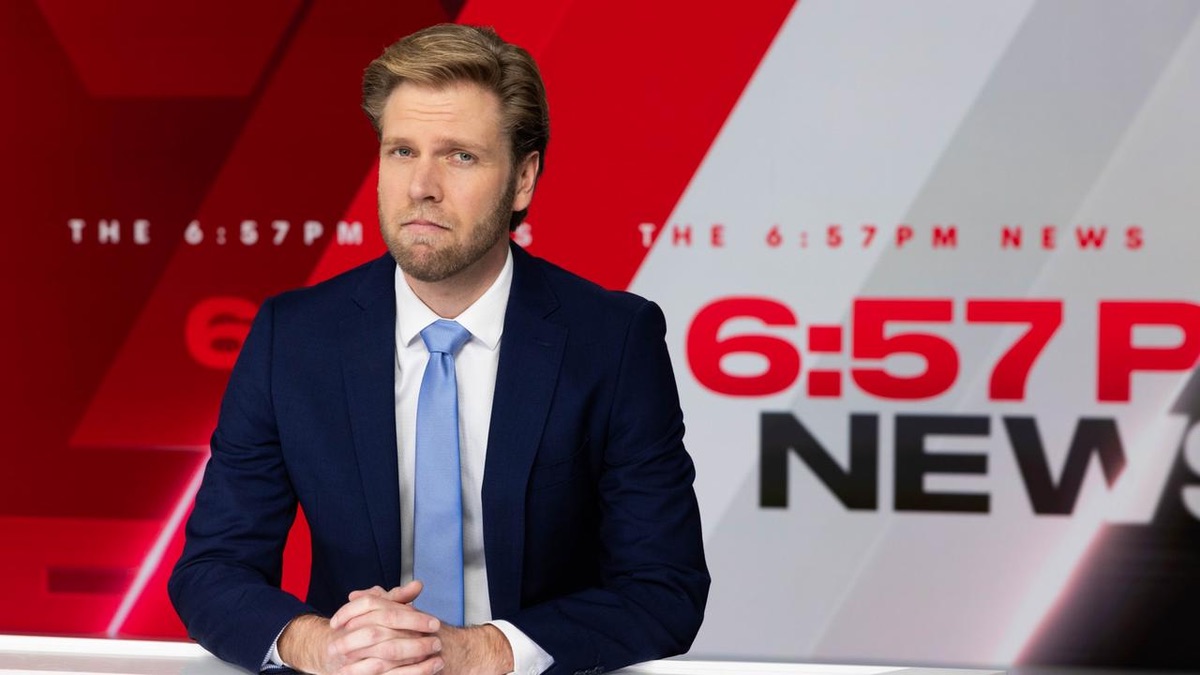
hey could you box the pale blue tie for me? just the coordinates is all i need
[413,319,471,625]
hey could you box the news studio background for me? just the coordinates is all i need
[3,0,1198,671]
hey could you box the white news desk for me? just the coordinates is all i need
[0,636,1003,675]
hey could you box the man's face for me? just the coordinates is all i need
[377,80,535,283]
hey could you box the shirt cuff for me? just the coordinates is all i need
[488,619,554,675]
[262,626,291,671]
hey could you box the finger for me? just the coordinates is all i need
[332,632,434,673]
[384,580,423,604]
[331,623,391,656]
[332,593,442,633]
[342,604,439,634]
[383,656,445,675]
[334,656,445,675]
[333,625,427,659]
[333,655,396,675]
[331,595,394,629]
[349,581,420,605]
[348,586,387,602]
[344,635,443,666]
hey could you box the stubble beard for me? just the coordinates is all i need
[381,178,516,283]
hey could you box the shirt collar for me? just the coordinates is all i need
[394,247,513,351]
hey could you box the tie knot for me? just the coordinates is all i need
[421,319,471,356]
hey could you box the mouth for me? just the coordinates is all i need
[403,218,448,230]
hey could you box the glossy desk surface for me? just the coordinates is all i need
[0,636,1004,675]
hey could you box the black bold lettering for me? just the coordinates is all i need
[760,412,878,510]
[895,414,990,512]
[1004,416,1126,514]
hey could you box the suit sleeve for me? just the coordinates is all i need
[504,300,711,675]
[168,296,319,673]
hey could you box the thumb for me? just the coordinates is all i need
[346,585,387,601]
[386,579,424,603]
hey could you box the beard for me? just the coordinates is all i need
[381,177,516,283]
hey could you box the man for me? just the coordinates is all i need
[169,23,709,675]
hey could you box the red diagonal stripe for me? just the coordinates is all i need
[459,0,797,290]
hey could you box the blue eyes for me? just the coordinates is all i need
[388,148,476,164]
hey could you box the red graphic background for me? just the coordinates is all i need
[0,0,791,639]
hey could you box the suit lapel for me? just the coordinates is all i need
[342,254,402,588]
[484,246,566,618]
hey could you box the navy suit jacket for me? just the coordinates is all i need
[168,245,710,675]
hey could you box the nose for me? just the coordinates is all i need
[408,156,443,203]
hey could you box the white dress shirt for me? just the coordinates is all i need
[268,250,552,675]
[393,250,551,675]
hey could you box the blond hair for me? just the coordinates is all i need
[363,24,549,229]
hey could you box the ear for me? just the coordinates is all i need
[512,151,540,213]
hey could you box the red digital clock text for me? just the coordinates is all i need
[686,297,1200,402]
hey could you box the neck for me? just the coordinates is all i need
[405,240,508,318]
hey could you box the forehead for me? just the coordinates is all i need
[379,80,505,144]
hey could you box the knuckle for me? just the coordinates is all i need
[386,607,414,629]
[386,639,419,662]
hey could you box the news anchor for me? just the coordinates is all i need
[169,23,709,675]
